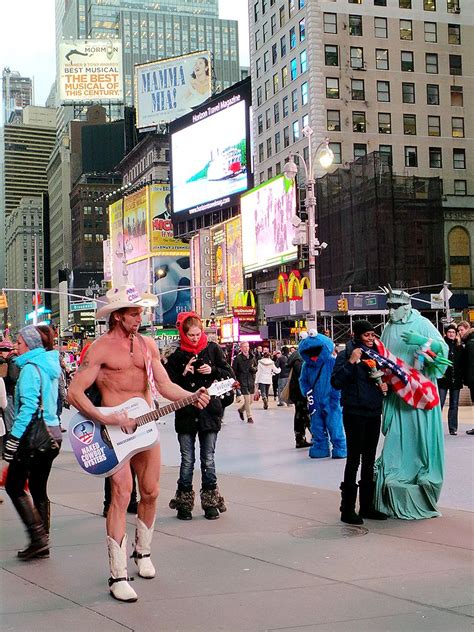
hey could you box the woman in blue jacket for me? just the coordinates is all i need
[4,325,62,560]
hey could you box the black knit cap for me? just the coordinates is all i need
[353,320,375,339]
[444,324,457,333]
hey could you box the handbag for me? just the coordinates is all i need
[253,390,261,402]
[15,365,60,462]
[279,369,293,405]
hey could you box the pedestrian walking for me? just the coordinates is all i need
[232,342,258,424]
[166,312,233,520]
[0,339,19,437]
[272,350,281,400]
[437,324,463,436]
[255,350,280,409]
[287,348,311,448]
[276,346,291,406]
[457,321,474,434]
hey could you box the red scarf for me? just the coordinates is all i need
[176,311,208,355]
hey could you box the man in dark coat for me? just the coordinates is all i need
[232,342,258,424]
[276,346,291,406]
[437,324,464,435]
[287,348,311,448]
[458,321,474,435]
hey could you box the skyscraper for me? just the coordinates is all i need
[1,68,33,125]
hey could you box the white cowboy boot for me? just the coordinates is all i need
[132,517,156,579]
[107,534,138,602]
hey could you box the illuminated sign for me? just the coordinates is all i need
[276,271,310,303]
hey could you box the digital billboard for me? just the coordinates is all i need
[149,184,188,255]
[225,217,243,312]
[170,81,252,220]
[59,39,123,103]
[152,256,191,326]
[135,51,212,129]
[241,174,298,273]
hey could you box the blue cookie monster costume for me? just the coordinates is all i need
[298,331,347,459]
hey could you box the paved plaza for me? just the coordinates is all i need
[1,401,473,631]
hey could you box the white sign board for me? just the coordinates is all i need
[59,39,123,103]
[135,51,211,128]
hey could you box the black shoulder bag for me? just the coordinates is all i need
[15,365,60,462]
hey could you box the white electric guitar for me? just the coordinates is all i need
[68,379,235,477]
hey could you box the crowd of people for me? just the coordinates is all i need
[0,283,472,604]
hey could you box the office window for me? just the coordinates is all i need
[292,121,300,142]
[377,80,390,101]
[349,0,363,3]
[449,55,462,75]
[302,113,309,129]
[400,20,412,40]
[453,149,465,169]
[427,84,439,104]
[350,47,364,68]
[264,51,269,71]
[379,144,393,165]
[452,117,464,138]
[429,147,442,168]
[299,0,305,7]
[424,0,436,10]
[378,112,391,134]
[299,18,306,40]
[279,5,286,26]
[301,81,309,104]
[325,45,339,66]
[266,108,271,129]
[263,22,268,43]
[329,142,342,164]
[257,114,263,134]
[325,78,338,99]
[254,2,259,21]
[424,22,437,42]
[349,15,363,36]
[274,102,280,123]
[300,50,307,73]
[263,0,268,12]
[401,51,414,72]
[428,115,441,136]
[266,137,272,158]
[354,144,367,159]
[289,58,297,80]
[267,167,273,179]
[351,79,365,100]
[290,26,296,48]
[405,146,418,167]
[273,73,279,94]
[283,126,290,147]
[289,0,296,15]
[426,53,438,73]
[451,85,463,106]
[447,0,460,13]
[454,180,467,196]
[258,143,264,162]
[399,0,412,7]
[403,114,417,135]
[375,17,388,38]
[327,110,341,131]
[291,88,298,111]
[257,86,263,106]
[275,131,281,153]
[353,111,366,132]
[282,65,288,87]
[265,80,270,100]
[255,30,261,50]
[375,0,387,5]
[448,24,461,44]
[256,58,262,78]
[275,161,281,175]
[402,82,415,103]
[375,49,389,70]
[283,95,289,117]
[324,12,337,33]
[272,43,278,64]
[271,13,277,34]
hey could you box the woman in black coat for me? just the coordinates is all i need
[437,324,464,435]
[165,312,234,520]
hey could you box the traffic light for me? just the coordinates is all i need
[337,298,348,312]
[0,293,8,309]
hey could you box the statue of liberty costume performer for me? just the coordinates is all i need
[374,288,449,520]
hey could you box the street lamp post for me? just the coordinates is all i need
[284,127,334,329]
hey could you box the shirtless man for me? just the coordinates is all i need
[68,285,209,602]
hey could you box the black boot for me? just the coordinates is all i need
[200,487,226,520]
[12,495,49,560]
[263,397,268,410]
[25,500,51,558]
[295,432,311,448]
[169,488,195,520]
[358,480,387,520]
[340,482,364,525]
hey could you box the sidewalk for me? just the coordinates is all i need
[1,403,473,631]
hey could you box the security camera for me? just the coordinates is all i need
[291,215,302,227]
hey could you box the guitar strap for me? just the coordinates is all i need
[137,335,160,408]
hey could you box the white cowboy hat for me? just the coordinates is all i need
[96,285,158,320]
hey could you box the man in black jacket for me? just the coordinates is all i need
[276,346,291,406]
[232,342,258,424]
[331,321,388,525]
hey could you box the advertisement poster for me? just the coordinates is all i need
[190,234,201,314]
[108,199,126,287]
[152,256,191,326]
[103,239,112,282]
[198,229,213,318]
[125,259,150,295]
[171,98,249,217]
[225,217,243,312]
[149,184,188,255]
[135,51,211,128]
[241,175,297,273]
[59,39,123,103]
[210,225,227,316]
[124,188,149,262]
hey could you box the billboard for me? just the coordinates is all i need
[59,39,123,103]
[210,225,227,316]
[135,51,212,129]
[170,81,252,220]
[149,184,188,255]
[241,174,298,273]
[225,217,243,312]
[152,256,191,326]
[124,188,149,262]
[190,229,212,317]
[108,199,126,287]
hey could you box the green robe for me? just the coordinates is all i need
[375,309,448,520]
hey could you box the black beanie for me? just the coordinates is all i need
[353,320,375,339]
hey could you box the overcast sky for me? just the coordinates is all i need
[0,0,250,109]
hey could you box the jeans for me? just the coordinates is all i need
[438,387,460,433]
[177,431,217,490]
[343,412,381,487]
[258,383,270,399]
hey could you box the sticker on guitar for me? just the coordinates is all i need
[69,378,236,477]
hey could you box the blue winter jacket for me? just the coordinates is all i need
[11,348,61,439]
